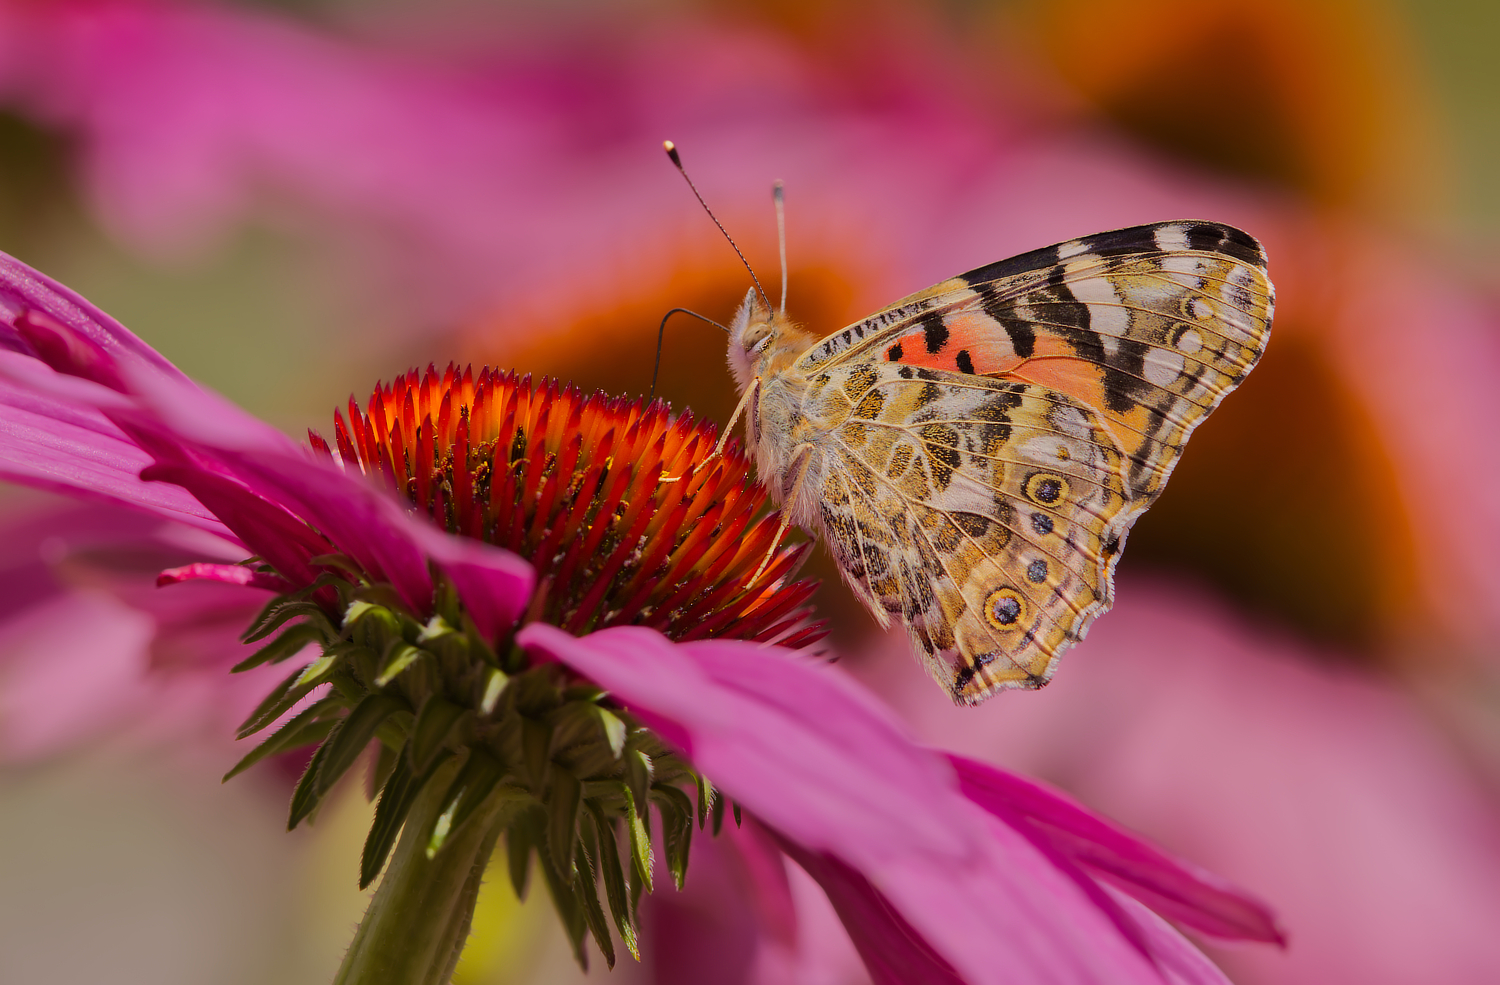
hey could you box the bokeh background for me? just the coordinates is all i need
[1,1,1498,983]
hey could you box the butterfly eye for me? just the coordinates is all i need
[749,334,773,355]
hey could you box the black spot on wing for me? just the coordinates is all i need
[886,342,904,361]
[921,313,949,354]
[955,349,975,374]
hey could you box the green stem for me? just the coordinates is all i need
[334,757,511,985]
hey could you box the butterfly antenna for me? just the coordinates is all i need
[650,307,730,400]
[774,180,787,314]
[664,140,772,310]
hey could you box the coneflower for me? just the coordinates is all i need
[0,248,1280,985]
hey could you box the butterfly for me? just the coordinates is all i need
[723,221,1274,704]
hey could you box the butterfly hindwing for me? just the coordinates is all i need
[803,361,1129,701]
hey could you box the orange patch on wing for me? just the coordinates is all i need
[880,313,1026,376]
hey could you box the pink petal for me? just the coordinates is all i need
[403,524,534,640]
[0,361,229,537]
[0,248,185,382]
[0,247,453,609]
[950,753,1284,944]
[518,623,1224,985]
[775,839,964,985]
[156,562,290,594]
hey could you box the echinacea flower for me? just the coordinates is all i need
[0,247,1282,983]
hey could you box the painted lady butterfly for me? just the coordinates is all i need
[725,221,1274,704]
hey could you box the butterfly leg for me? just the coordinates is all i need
[751,442,814,585]
[698,377,760,471]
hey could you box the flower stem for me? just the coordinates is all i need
[334,756,511,985]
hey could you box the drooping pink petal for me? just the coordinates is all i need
[775,839,965,985]
[518,623,1229,985]
[139,462,330,589]
[403,523,534,640]
[156,562,291,594]
[0,356,229,536]
[0,249,185,381]
[950,753,1284,944]
[0,246,456,609]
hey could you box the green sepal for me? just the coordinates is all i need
[712,789,727,835]
[538,837,589,971]
[625,749,653,837]
[696,773,715,830]
[288,740,331,830]
[308,553,368,583]
[416,614,458,643]
[627,848,645,927]
[507,807,542,901]
[237,663,322,739]
[574,834,616,969]
[315,693,407,797]
[342,599,383,633]
[426,747,507,858]
[596,708,627,759]
[547,769,583,884]
[479,667,509,715]
[374,642,428,687]
[242,597,334,644]
[293,651,339,688]
[408,696,469,775]
[621,780,654,894]
[222,696,341,781]
[359,749,452,889]
[230,621,325,674]
[351,582,415,615]
[585,801,638,961]
[366,740,399,802]
[653,784,695,891]
[522,716,552,789]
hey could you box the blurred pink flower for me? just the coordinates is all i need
[0,247,1277,981]
[0,497,273,760]
[859,581,1500,985]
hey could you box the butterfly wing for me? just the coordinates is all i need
[804,363,1129,700]
[797,221,1274,507]
[796,221,1273,702]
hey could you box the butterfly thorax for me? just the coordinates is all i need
[727,290,827,515]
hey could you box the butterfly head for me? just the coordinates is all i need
[726,287,817,391]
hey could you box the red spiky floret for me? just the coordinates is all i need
[315,364,824,649]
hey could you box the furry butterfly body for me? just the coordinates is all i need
[726,220,1274,704]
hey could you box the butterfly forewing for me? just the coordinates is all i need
[750,221,1273,703]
